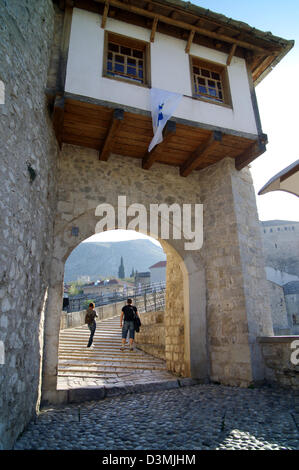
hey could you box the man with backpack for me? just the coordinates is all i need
[85,302,98,348]
[120,298,140,351]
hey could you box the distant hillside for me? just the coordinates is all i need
[64,239,166,283]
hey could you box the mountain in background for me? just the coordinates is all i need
[64,239,166,283]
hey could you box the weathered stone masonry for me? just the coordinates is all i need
[0,0,288,451]
[0,0,58,450]
[41,144,273,405]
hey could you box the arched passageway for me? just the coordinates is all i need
[42,210,208,404]
[41,146,273,405]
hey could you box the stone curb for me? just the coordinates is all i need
[66,378,202,404]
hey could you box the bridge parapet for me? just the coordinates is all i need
[258,336,299,389]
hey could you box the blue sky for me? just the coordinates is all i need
[189,0,299,222]
[88,1,299,245]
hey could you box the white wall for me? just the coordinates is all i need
[150,266,166,284]
[265,266,299,286]
[65,8,258,136]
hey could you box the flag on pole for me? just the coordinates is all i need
[148,88,182,153]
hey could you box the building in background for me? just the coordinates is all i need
[149,261,166,284]
[261,220,299,334]
[134,272,151,287]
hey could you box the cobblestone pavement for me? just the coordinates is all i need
[14,384,299,450]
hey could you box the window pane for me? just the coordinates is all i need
[115,63,124,72]
[127,57,136,65]
[115,55,124,63]
[107,60,112,71]
[198,85,207,93]
[193,66,200,75]
[208,80,216,87]
[198,77,205,85]
[108,52,112,60]
[217,81,222,90]
[127,66,137,76]
[138,69,143,79]
[208,88,217,97]
[133,49,143,58]
[211,72,220,80]
[201,69,210,77]
[108,43,119,52]
[120,46,131,55]
[219,91,223,99]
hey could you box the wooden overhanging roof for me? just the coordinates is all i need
[50,93,267,175]
[56,0,294,85]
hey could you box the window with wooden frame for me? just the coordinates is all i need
[103,32,150,87]
[190,56,231,107]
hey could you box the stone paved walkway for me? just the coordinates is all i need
[57,315,178,393]
[14,384,298,450]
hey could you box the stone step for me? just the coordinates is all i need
[59,359,165,369]
[57,315,171,389]
[58,363,166,372]
[59,350,163,359]
[59,352,164,363]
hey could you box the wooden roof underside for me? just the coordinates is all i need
[51,95,267,176]
[56,0,294,85]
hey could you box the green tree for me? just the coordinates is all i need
[69,281,83,296]
[118,256,125,279]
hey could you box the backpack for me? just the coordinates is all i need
[85,310,94,325]
[134,316,141,333]
[125,305,136,321]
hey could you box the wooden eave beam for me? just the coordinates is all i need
[185,29,195,54]
[252,54,276,80]
[52,94,65,149]
[142,120,176,170]
[227,43,237,65]
[180,131,222,177]
[93,0,270,54]
[235,134,267,170]
[150,16,158,42]
[101,0,109,28]
[99,108,124,161]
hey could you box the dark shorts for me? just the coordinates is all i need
[122,320,135,340]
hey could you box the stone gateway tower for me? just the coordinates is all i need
[0,0,294,449]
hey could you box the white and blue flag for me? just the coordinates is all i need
[148,88,182,152]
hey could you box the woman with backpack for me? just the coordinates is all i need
[85,302,98,348]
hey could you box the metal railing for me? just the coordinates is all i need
[64,281,166,314]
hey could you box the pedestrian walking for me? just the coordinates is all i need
[85,302,98,348]
[120,298,140,351]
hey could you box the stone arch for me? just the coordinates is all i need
[41,147,273,401]
[41,203,208,404]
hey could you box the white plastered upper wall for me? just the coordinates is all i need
[65,7,258,136]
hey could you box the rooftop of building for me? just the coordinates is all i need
[283,281,299,295]
[55,0,294,85]
[149,261,167,269]
[260,220,299,227]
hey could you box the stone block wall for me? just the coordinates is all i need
[197,159,273,387]
[267,281,290,334]
[164,249,186,376]
[258,336,299,389]
[0,0,58,449]
[135,311,165,360]
[285,293,299,335]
